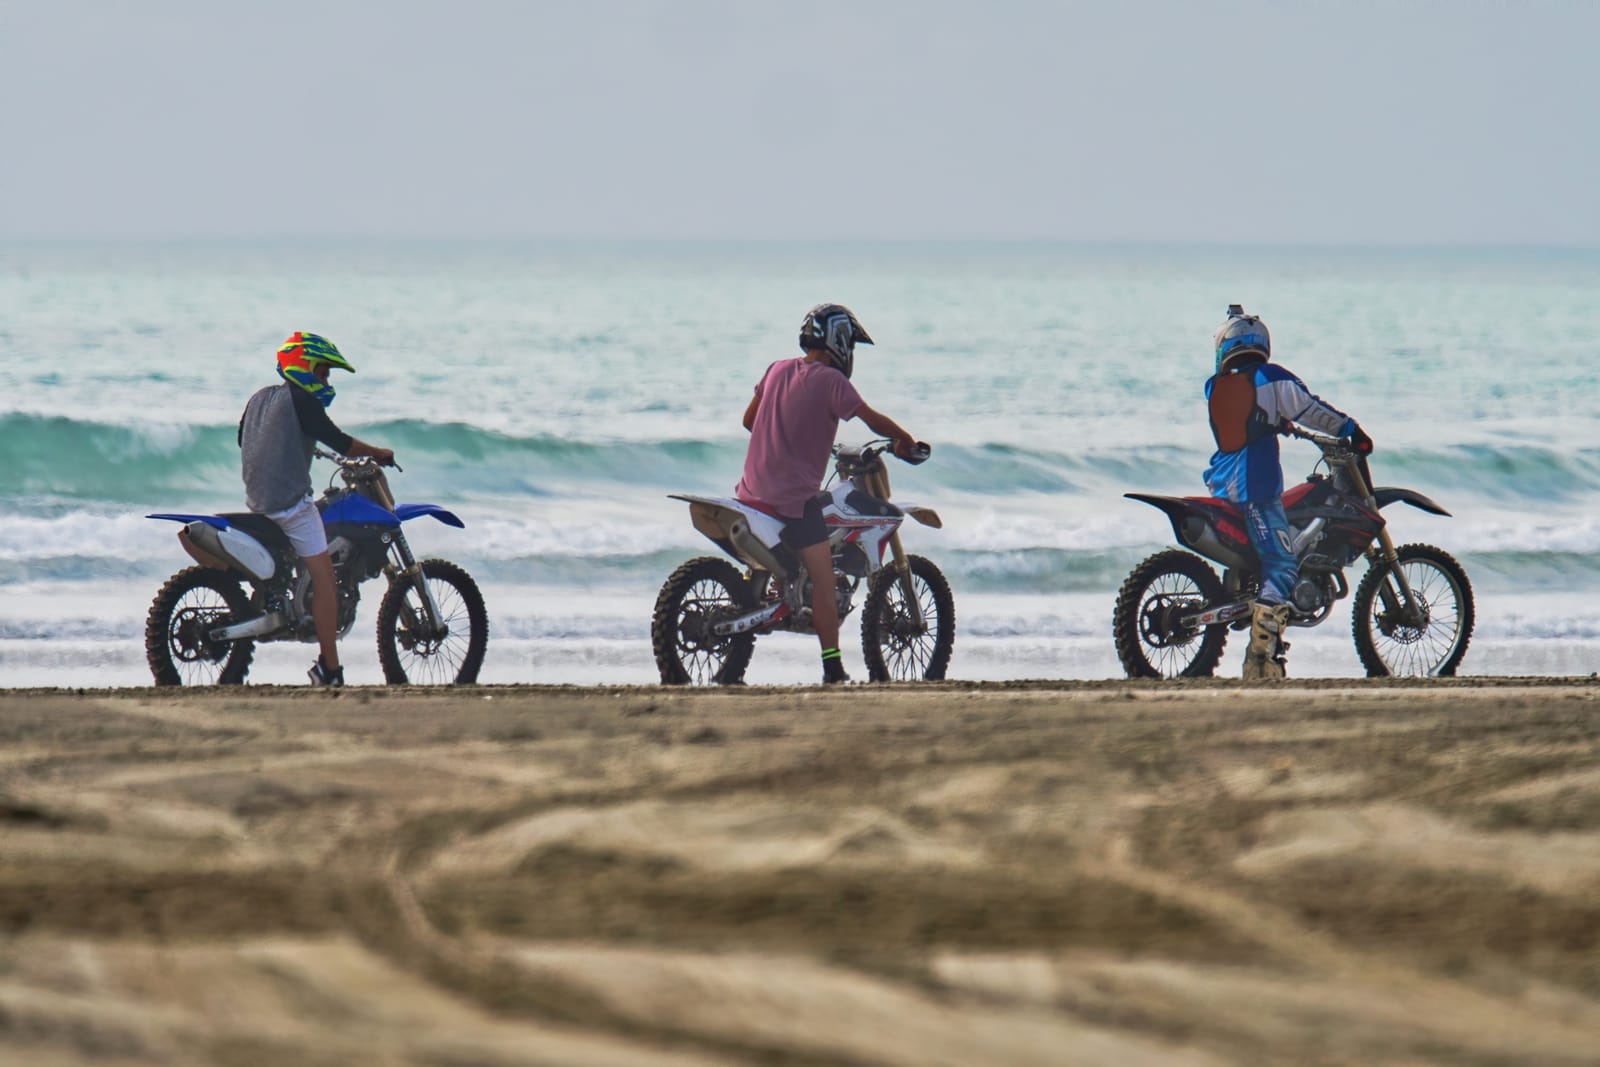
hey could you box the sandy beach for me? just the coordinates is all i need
[1,678,1598,1065]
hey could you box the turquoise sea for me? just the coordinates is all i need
[2,240,1597,686]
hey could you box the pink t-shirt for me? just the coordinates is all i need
[735,358,864,517]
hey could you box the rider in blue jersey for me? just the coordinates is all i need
[1203,305,1371,681]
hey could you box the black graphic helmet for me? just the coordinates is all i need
[799,303,873,379]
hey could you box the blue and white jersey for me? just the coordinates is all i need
[1203,363,1354,502]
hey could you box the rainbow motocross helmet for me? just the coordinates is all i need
[277,332,354,407]
[1213,304,1271,375]
[799,303,873,380]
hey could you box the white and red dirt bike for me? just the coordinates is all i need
[653,439,955,684]
[1114,428,1475,678]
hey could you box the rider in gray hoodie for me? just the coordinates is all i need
[237,332,394,686]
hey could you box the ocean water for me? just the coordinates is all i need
[2,240,1597,687]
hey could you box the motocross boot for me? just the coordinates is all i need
[1242,602,1291,683]
[308,656,345,687]
[821,648,851,685]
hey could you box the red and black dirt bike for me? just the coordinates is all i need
[1114,428,1474,678]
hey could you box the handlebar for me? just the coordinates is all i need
[1281,425,1361,456]
[314,448,402,473]
[833,437,933,465]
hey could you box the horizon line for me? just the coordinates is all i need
[3,235,1599,253]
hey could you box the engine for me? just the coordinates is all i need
[1289,569,1346,622]
[783,572,859,629]
[286,536,363,639]
[1290,576,1329,615]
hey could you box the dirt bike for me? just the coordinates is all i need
[1114,427,1474,678]
[652,438,954,684]
[144,450,488,685]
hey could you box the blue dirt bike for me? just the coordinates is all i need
[144,451,488,685]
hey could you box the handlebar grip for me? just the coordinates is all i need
[901,441,933,465]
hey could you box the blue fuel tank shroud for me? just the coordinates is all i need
[320,492,401,527]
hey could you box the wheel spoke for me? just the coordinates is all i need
[667,573,748,685]
[168,587,234,685]
[1113,553,1226,680]
[876,573,943,681]
[393,575,474,683]
[1364,559,1467,676]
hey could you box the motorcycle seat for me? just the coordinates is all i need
[217,513,299,558]
[1187,480,1318,519]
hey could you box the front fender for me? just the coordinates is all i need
[393,503,466,528]
[893,500,943,529]
[1371,487,1450,517]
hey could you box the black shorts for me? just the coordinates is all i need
[778,495,828,551]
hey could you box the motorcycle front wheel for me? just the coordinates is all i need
[861,555,955,682]
[145,567,256,686]
[376,559,489,684]
[1351,544,1474,677]
[1113,550,1228,679]
[652,557,757,685]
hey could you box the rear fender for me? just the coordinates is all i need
[668,493,793,576]
[1124,493,1206,545]
[1371,487,1450,517]
[1125,493,1255,572]
[148,516,276,581]
[669,494,786,547]
[147,512,229,529]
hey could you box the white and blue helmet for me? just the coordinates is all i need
[1213,304,1271,374]
[800,303,873,379]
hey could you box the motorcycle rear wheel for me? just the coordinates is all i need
[652,557,757,685]
[1113,550,1228,679]
[376,559,489,684]
[861,555,955,682]
[1352,544,1474,677]
[145,567,256,686]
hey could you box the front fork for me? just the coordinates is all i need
[866,467,926,630]
[385,531,447,639]
[1352,457,1422,625]
[1366,527,1423,625]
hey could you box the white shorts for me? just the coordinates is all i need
[265,495,328,558]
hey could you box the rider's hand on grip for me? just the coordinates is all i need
[898,440,932,465]
[1349,423,1374,455]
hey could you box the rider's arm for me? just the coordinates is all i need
[345,438,396,466]
[289,386,356,454]
[288,388,395,465]
[855,402,917,457]
[742,391,761,431]
[1257,366,1354,438]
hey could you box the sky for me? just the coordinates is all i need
[2,0,1597,244]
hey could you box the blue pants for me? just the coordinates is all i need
[1242,498,1296,605]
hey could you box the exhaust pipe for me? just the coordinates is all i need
[210,613,284,642]
[728,517,791,580]
[711,601,785,637]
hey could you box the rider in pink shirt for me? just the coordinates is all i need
[736,304,917,684]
